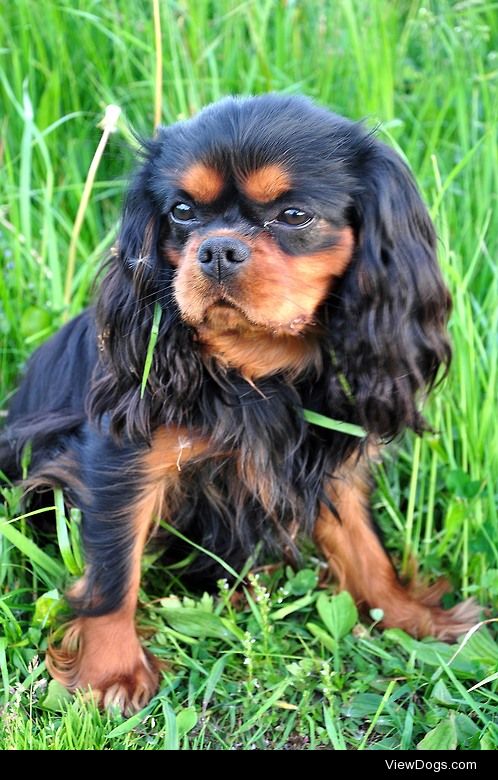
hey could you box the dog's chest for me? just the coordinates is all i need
[155,422,334,564]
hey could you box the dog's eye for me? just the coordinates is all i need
[171,203,195,222]
[276,208,313,227]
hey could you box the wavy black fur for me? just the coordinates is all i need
[0,94,451,616]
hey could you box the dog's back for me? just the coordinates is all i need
[0,310,96,479]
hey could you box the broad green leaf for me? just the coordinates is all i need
[305,621,336,652]
[286,568,318,595]
[385,627,496,672]
[343,693,383,718]
[41,679,73,712]
[430,680,454,706]
[444,469,482,499]
[316,591,358,640]
[454,713,479,748]
[176,707,198,739]
[32,589,64,628]
[417,717,457,750]
[160,607,236,640]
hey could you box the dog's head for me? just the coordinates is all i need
[95,95,451,441]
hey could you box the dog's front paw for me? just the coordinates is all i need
[88,649,160,714]
[47,617,161,714]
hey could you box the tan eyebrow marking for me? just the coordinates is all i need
[179,162,225,204]
[241,164,292,203]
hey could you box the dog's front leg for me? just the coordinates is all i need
[47,426,205,714]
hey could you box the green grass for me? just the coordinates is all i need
[0,0,497,750]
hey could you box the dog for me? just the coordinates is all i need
[1,94,478,713]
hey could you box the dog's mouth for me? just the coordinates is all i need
[200,298,315,336]
[207,300,237,311]
[201,299,258,332]
[195,297,323,380]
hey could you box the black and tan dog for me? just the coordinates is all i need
[1,94,477,713]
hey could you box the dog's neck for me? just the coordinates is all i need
[196,304,322,381]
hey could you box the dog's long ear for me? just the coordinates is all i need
[89,150,202,443]
[330,141,451,439]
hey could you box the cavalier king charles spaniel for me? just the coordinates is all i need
[1,94,478,713]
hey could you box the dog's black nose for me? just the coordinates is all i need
[198,236,250,282]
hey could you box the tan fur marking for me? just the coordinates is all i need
[198,304,322,380]
[240,227,354,330]
[315,456,479,641]
[241,164,291,203]
[180,162,225,204]
[143,426,209,478]
[47,616,161,714]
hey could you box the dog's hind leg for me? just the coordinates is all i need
[315,455,479,642]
